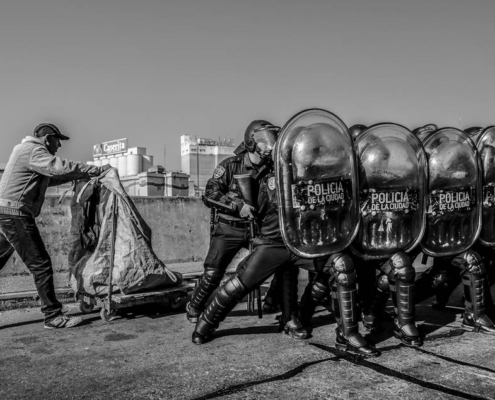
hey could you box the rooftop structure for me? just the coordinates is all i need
[180,135,235,191]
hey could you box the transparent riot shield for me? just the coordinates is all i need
[421,127,482,256]
[351,123,427,260]
[475,126,495,246]
[275,108,360,258]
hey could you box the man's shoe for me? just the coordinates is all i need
[461,311,495,335]
[44,314,83,329]
[282,317,309,340]
[335,327,381,357]
[393,319,423,347]
[186,303,202,324]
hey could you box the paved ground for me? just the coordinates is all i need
[1,289,495,400]
[0,262,205,296]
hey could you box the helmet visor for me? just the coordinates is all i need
[253,125,279,158]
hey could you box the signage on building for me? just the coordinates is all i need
[93,138,128,157]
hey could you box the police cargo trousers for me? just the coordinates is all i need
[188,222,250,314]
[0,214,63,323]
[194,242,300,338]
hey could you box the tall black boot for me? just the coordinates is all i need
[187,268,224,323]
[329,254,380,357]
[388,252,422,347]
[192,276,247,344]
[456,251,495,334]
[276,265,308,340]
[299,272,329,332]
[461,271,495,334]
[263,276,280,313]
[361,275,390,333]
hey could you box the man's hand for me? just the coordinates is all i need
[240,203,256,219]
[100,164,112,173]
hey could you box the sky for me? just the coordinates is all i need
[1,0,494,170]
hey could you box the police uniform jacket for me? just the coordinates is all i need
[203,151,268,221]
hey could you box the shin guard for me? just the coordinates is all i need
[388,252,422,346]
[195,276,247,336]
[329,253,359,338]
[459,250,495,334]
[189,268,224,312]
[362,274,389,331]
[299,272,330,327]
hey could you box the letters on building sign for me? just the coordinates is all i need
[93,138,128,157]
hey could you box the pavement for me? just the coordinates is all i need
[1,271,495,400]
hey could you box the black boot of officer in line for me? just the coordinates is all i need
[299,253,380,357]
[361,252,423,347]
[414,250,495,335]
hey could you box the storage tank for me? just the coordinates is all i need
[93,159,102,167]
[118,156,127,177]
[101,158,110,166]
[109,156,119,169]
[142,155,153,172]
[127,154,142,176]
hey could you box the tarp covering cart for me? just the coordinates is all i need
[68,169,196,321]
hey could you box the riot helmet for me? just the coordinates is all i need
[291,123,351,180]
[412,124,438,143]
[465,126,483,141]
[244,120,280,160]
[349,124,367,141]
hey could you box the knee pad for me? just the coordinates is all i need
[376,274,390,292]
[329,253,354,273]
[329,253,356,287]
[459,250,485,277]
[388,252,415,283]
[218,276,246,303]
[312,279,329,302]
[203,268,224,286]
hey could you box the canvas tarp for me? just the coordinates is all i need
[69,169,182,296]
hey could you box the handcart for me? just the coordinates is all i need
[74,190,203,321]
[75,272,202,322]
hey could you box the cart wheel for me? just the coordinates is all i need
[100,308,118,322]
[79,301,94,314]
[170,293,187,311]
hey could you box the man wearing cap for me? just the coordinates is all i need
[0,123,110,329]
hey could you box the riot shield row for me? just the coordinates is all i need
[275,108,495,261]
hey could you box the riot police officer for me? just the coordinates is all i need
[412,125,495,334]
[354,124,426,347]
[275,109,379,357]
[191,169,308,344]
[186,120,279,323]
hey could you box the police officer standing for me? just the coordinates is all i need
[186,120,280,323]
[0,123,109,329]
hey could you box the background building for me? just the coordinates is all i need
[89,138,190,197]
[180,135,235,193]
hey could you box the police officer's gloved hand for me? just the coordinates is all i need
[239,203,256,219]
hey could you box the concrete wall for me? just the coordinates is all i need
[0,195,211,278]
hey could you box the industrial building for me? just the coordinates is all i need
[89,138,190,197]
[180,135,235,192]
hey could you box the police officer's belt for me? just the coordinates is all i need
[217,217,250,228]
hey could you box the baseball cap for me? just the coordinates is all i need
[33,123,70,140]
